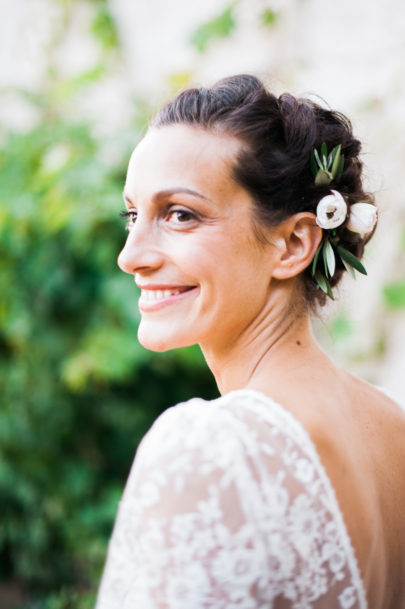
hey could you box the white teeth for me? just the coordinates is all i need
[141,288,185,301]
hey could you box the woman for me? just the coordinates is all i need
[96,75,405,608]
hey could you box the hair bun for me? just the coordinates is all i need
[278,93,316,157]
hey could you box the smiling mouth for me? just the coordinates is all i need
[138,285,197,310]
[140,286,194,301]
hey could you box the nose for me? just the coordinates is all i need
[117,220,164,275]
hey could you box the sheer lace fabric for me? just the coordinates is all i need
[96,389,369,609]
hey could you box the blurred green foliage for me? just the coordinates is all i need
[260,8,279,27]
[327,313,354,342]
[189,3,237,53]
[382,280,405,310]
[0,82,217,609]
[382,230,405,310]
[91,0,119,51]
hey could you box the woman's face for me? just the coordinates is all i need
[118,124,278,353]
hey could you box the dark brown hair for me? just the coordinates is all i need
[151,74,376,309]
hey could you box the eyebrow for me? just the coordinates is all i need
[123,187,211,204]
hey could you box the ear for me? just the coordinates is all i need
[270,212,323,280]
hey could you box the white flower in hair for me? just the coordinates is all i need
[315,190,348,230]
[346,202,377,238]
[310,143,372,301]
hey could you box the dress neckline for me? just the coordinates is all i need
[218,387,369,609]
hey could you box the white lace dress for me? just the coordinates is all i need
[95,389,372,609]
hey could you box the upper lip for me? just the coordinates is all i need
[135,283,195,290]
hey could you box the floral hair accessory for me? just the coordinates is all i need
[315,190,347,230]
[309,143,376,300]
[346,202,377,237]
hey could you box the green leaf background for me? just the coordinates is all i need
[0,81,217,609]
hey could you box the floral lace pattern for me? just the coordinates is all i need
[96,390,369,609]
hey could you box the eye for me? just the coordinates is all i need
[120,209,137,231]
[167,208,196,224]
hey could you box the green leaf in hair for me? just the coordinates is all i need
[336,246,367,275]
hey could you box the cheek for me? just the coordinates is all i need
[196,232,269,299]
[163,230,226,279]
[165,224,271,299]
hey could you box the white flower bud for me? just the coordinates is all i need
[346,203,377,237]
[315,190,348,230]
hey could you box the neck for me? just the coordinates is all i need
[200,290,325,396]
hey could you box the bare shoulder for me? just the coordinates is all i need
[345,371,404,418]
[281,369,405,458]
[340,372,405,464]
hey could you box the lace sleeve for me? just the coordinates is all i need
[95,392,367,609]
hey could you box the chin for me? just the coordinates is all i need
[137,322,197,352]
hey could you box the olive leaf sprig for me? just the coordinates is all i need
[311,230,368,300]
[310,142,345,186]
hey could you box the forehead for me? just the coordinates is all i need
[125,124,243,200]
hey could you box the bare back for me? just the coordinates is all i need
[329,375,405,609]
[270,372,405,609]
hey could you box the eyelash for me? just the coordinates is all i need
[119,208,196,230]
[120,209,137,230]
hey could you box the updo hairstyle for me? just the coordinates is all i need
[151,74,377,309]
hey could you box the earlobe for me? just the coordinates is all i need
[271,213,323,280]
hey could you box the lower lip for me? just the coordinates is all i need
[138,287,198,312]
